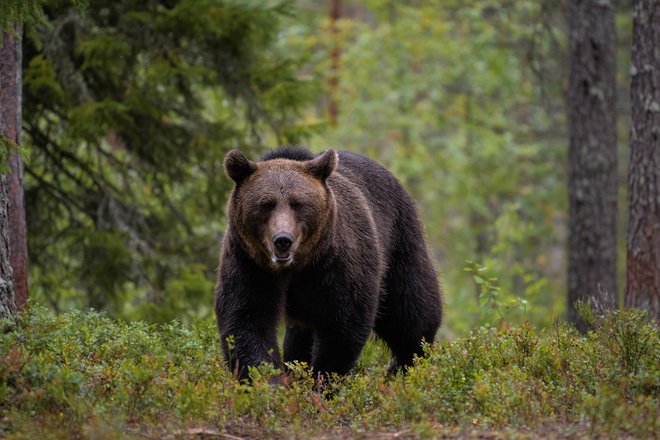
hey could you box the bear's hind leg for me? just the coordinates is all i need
[375,245,442,374]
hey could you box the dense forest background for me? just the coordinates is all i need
[2,0,657,330]
[1,1,658,438]
[10,0,640,335]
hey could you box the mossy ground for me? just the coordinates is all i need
[0,307,657,439]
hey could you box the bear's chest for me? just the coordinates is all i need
[284,275,333,326]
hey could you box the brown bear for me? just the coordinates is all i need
[215,147,442,381]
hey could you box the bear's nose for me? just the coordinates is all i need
[273,233,293,252]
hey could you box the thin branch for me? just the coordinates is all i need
[24,163,94,219]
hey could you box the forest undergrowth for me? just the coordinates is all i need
[0,306,657,439]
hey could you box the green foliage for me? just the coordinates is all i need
[0,0,44,32]
[18,1,634,337]
[575,298,598,329]
[0,0,88,33]
[0,307,657,438]
[465,261,529,326]
[23,0,316,317]
[285,0,567,332]
[0,137,30,175]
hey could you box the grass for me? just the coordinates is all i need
[0,306,658,439]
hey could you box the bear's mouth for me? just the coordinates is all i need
[271,252,293,266]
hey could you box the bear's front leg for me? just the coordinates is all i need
[215,251,283,381]
[283,323,314,366]
[312,324,372,377]
[297,265,380,378]
[218,305,282,381]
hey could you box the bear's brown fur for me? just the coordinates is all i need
[215,147,442,380]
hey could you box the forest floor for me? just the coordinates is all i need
[0,307,657,439]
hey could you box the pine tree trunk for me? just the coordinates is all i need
[0,174,15,319]
[3,27,27,309]
[625,0,660,321]
[327,0,341,127]
[567,0,618,331]
[0,28,24,317]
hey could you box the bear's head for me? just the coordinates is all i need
[224,149,338,270]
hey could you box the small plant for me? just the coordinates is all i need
[598,309,655,376]
[465,261,528,326]
[575,284,616,330]
[575,298,597,328]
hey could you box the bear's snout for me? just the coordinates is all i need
[270,229,296,267]
[273,233,293,253]
[267,206,299,268]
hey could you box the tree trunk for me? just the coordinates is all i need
[625,0,660,321]
[567,0,618,331]
[2,28,27,309]
[328,0,341,127]
[7,153,26,309]
[0,29,21,317]
[0,175,15,319]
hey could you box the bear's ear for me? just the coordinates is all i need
[305,149,337,182]
[224,150,257,184]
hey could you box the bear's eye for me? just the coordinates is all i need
[259,200,276,211]
[290,201,303,210]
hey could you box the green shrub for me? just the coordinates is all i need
[0,306,657,438]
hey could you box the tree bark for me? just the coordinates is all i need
[625,0,660,321]
[328,0,341,127]
[3,28,27,309]
[0,29,22,317]
[7,152,26,309]
[567,0,618,331]
[0,175,15,319]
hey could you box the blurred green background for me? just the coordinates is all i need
[22,0,633,335]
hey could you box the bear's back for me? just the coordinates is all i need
[333,151,413,257]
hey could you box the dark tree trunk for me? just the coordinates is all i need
[328,0,341,127]
[0,29,22,317]
[0,175,15,319]
[7,152,26,309]
[567,0,618,331]
[625,0,660,321]
[3,28,27,309]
